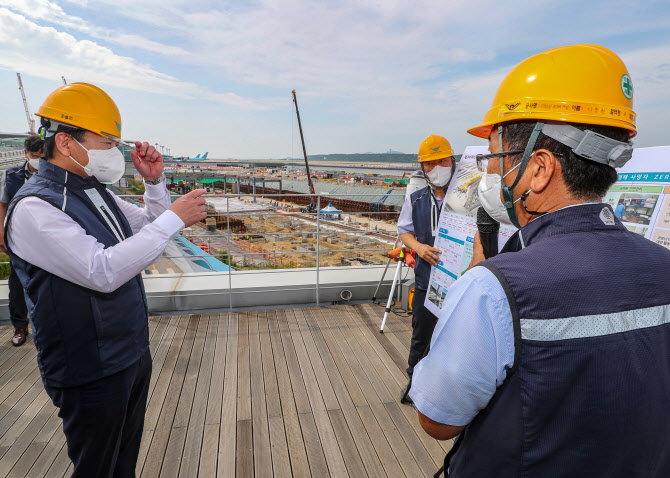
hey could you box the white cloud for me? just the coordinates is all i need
[621,44,670,107]
[619,44,670,147]
[0,7,277,110]
[0,0,93,35]
[2,0,670,156]
[0,0,191,56]
[55,0,497,96]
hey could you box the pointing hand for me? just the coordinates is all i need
[169,189,207,227]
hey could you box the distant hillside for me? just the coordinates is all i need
[307,153,416,163]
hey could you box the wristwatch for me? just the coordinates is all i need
[144,173,165,185]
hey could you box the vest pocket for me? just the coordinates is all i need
[90,295,105,349]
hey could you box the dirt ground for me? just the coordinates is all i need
[225,207,392,268]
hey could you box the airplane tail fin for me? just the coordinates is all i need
[202,152,208,159]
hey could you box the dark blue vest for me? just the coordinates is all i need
[448,204,670,477]
[410,186,441,290]
[5,159,149,388]
[5,162,30,201]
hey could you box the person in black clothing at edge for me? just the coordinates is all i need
[395,134,455,403]
[4,82,208,477]
[0,135,43,346]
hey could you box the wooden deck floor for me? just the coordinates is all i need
[0,304,452,477]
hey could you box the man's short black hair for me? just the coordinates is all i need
[502,120,630,200]
[44,125,87,160]
[24,135,44,154]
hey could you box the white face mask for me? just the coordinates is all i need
[69,138,126,184]
[26,155,40,170]
[477,163,522,227]
[425,165,452,188]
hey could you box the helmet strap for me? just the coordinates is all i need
[500,122,544,228]
[38,118,72,139]
[519,190,549,216]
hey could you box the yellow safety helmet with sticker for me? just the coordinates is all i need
[36,83,123,142]
[468,44,636,139]
[418,135,454,162]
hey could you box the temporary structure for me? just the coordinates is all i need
[319,202,342,220]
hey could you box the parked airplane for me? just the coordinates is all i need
[189,152,209,160]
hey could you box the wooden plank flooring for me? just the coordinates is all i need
[0,305,452,477]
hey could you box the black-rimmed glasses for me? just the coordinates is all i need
[475,150,524,172]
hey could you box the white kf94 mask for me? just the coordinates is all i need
[69,137,126,184]
[477,163,523,227]
[426,165,452,188]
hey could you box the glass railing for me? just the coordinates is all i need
[2,191,408,311]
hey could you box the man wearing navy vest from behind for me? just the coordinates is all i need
[396,134,455,404]
[410,45,670,477]
[4,83,207,477]
[0,135,43,346]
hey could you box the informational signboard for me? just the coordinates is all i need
[424,145,670,317]
[603,146,670,247]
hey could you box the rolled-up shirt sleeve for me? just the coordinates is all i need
[409,266,515,426]
[7,192,184,294]
[397,196,414,235]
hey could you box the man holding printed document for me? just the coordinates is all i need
[411,45,670,477]
[5,83,207,477]
[396,134,455,404]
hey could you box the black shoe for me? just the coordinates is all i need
[400,378,413,404]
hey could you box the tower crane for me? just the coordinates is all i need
[16,73,35,135]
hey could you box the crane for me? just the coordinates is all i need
[16,73,35,135]
[291,89,318,212]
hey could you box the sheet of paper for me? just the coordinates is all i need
[425,146,516,316]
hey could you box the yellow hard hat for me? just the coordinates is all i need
[36,83,122,141]
[468,44,636,139]
[418,135,454,162]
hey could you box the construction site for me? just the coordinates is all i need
[174,192,401,271]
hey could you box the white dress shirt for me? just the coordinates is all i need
[7,181,184,293]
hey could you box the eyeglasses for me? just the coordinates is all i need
[475,150,524,172]
[475,149,566,173]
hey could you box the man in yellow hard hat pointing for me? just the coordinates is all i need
[410,45,670,477]
[396,134,455,403]
[4,83,207,477]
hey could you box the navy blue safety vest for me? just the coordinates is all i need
[4,159,149,388]
[4,162,31,201]
[410,186,443,290]
[446,204,670,477]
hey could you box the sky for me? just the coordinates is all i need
[1,0,670,159]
